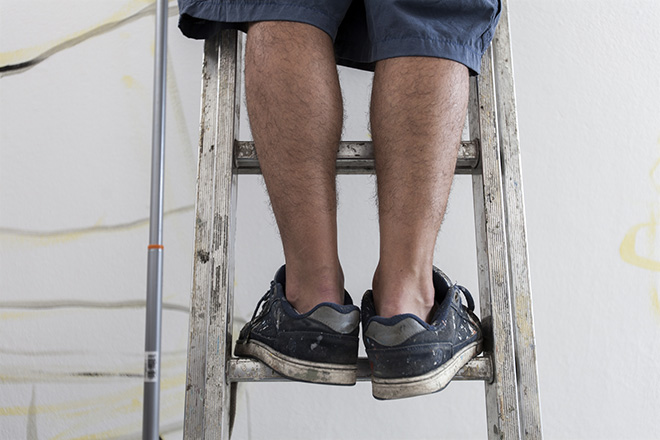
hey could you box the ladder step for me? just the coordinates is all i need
[228,355,493,383]
[235,140,480,175]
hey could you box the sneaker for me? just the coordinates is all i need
[234,266,360,385]
[361,267,483,400]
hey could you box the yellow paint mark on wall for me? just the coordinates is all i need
[0,223,136,247]
[66,392,183,439]
[621,138,660,324]
[49,373,185,440]
[652,157,660,193]
[621,140,660,272]
[122,75,136,88]
[0,374,183,417]
[651,287,660,322]
[0,311,29,320]
[620,219,660,272]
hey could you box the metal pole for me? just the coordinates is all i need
[143,0,168,438]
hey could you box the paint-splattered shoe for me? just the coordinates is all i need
[235,266,360,385]
[361,267,483,399]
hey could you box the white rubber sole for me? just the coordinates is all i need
[371,340,482,400]
[235,340,357,385]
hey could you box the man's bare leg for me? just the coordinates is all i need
[371,57,469,321]
[245,21,344,313]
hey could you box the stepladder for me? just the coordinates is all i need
[183,1,542,438]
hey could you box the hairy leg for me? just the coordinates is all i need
[245,21,344,313]
[371,57,469,321]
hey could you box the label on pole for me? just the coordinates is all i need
[144,351,159,382]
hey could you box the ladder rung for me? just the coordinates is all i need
[227,355,493,383]
[235,140,480,175]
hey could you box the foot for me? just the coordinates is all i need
[235,266,360,385]
[361,267,483,399]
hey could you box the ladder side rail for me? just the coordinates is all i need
[183,34,222,439]
[470,48,521,439]
[492,1,543,437]
[203,29,242,440]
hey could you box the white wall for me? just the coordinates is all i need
[1,0,659,438]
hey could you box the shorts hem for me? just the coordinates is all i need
[338,37,485,76]
[178,1,343,40]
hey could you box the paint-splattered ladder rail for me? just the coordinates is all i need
[183,1,542,438]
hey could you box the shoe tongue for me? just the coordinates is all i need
[342,291,354,306]
[274,282,290,306]
[425,303,439,324]
[274,265,287,287]
[425,286,455,325]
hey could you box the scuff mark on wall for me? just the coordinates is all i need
[27,386,38,440]
[0,204,192,245]
[0,299,188,313]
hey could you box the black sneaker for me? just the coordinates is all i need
[234,266,360,385]
[361,267,483,399]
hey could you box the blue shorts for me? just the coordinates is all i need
[178,0,501,75]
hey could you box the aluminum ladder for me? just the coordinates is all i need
[182,1,542,438]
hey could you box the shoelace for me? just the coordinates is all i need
[244,288,275,339]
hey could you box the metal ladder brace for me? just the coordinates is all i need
[183,1,541,437]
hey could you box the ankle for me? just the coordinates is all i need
[372,264,436,322]
[284,262,344,313]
